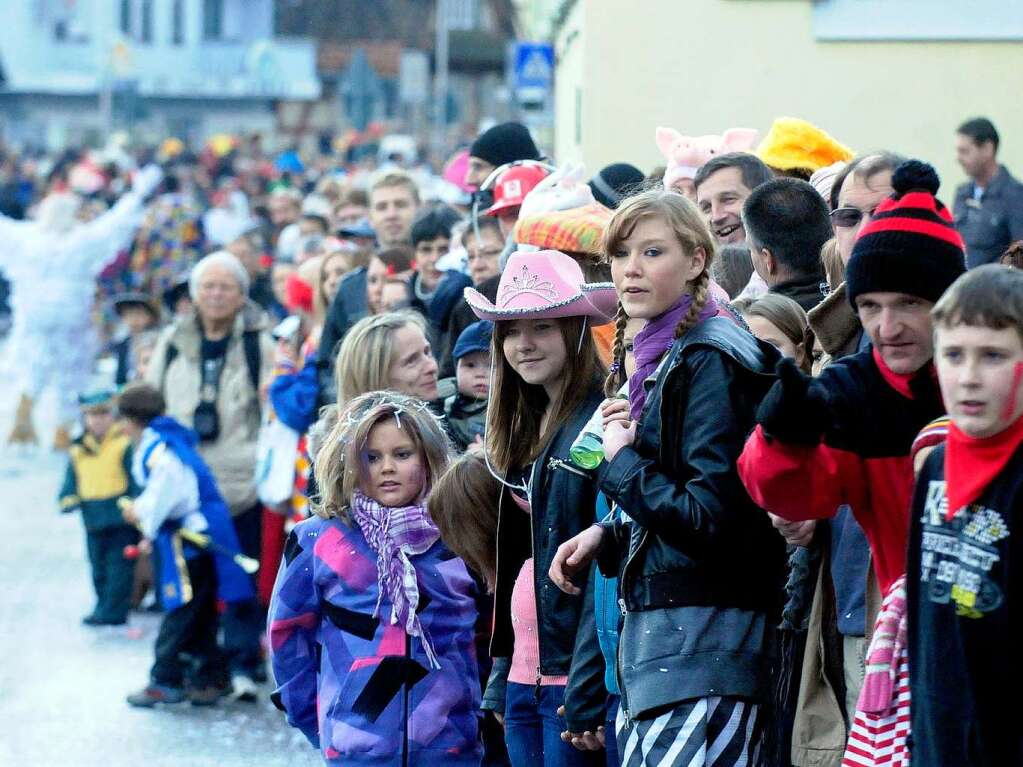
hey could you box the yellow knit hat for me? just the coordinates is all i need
[756,117,854,173]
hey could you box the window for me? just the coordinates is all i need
[119,0,132,35]
[140,0,153,43]
[53,0,92,43]
[172,0,185,45]
[814,0,1023,40]
[203,0,224,40]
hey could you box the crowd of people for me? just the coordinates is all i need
[5,112,1022,767]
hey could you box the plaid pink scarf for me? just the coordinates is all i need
[350,490,441,668]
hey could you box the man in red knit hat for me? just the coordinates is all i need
[737,160,966,766]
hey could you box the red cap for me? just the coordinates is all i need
[487,165,549,216]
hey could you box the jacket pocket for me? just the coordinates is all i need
[620,609,686,667]
[325,657,408,758]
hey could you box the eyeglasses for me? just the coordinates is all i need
[830,205,878,229]
[467,248,503,263]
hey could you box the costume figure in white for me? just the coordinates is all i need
[0,165,163,448]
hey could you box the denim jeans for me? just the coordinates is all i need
[504,682,604,767]
[604,695,620,766]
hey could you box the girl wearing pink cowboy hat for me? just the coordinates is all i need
[466,249,614,767]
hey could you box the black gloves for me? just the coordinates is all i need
[757,357,829,446]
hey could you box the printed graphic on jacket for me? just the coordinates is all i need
[919,480,1009,619]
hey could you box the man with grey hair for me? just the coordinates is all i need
[146,249,274,704]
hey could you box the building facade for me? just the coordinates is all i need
[0,0,319,148]
[554,0,1023,193]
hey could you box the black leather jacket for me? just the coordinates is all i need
[597,317,786,618]
[489,384,607,732]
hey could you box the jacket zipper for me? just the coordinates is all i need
[547,456,588,478]
[616,596,631,730]
[533,455,586,680]
[403,634,410,767]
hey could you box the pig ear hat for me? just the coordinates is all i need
[464,249,617,324]
[656,126,761,191]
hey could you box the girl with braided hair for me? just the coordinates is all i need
[550,189,787,767]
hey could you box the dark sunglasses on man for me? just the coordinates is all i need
[830,205,878,229]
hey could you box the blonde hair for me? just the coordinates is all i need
[820,237,844,291]
[744,293,811,372]
[334,311,428,404]
[314,392,452,522]
[315,250,352,320]
[369,170,421,206]
[601,188,717,396]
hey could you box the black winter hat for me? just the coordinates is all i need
[588,163,645,209]
[469,122,541,168]
[846,160,966,307]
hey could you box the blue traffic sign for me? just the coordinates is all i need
[513,42,554,90]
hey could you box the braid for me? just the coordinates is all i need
[674,270,710,339]
[605,302,629,396]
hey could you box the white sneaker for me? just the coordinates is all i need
[231,674,259,702]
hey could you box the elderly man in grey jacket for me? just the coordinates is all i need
[146,250,275,701]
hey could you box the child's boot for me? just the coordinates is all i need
[126,683,186,708]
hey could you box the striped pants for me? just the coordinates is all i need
[615,697,762,767]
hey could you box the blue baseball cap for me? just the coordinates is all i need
[453,321,493,361]
[79,387,118,410]
[336,217,376,240]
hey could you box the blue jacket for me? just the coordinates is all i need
[593,493,620,697]
[269,352,320,433]
[141,417,255,610]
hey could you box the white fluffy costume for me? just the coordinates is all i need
[0,165,163,444]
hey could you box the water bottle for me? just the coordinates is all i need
[569,383,629,469]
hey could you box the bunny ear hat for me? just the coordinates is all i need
[517,161,596,219]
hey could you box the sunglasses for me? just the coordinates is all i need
[830,205,878,229]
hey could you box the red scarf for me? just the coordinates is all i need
[944,412,1023,522]
[871,346,939,400]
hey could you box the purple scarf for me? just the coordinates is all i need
[628,294,719,421]
[349,490,441,668]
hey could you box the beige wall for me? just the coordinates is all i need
[555,0,1023,196]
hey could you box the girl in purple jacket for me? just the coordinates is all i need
[268,391,482,766]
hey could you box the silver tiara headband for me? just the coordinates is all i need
[498,265,558,306]
[335,393,443,445]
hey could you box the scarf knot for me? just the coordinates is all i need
[349,491,442,668]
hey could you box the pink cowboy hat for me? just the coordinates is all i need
[465,250,618,324]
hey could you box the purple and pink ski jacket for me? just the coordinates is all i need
[268,515,483,766]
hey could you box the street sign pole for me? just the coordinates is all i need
[432,0,450,164]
